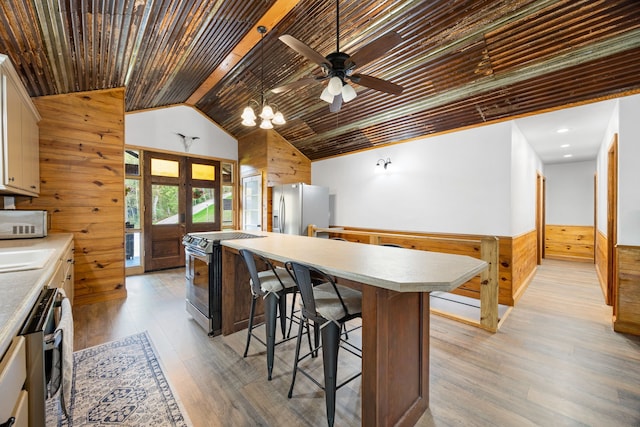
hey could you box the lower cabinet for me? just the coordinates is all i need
[48,239,75,303]
[0,336,28,426]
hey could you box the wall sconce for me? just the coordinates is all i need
[376,158,391,170]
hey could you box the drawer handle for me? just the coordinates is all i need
[1,417,16,427]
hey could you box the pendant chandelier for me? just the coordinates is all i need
[241,26,285,129]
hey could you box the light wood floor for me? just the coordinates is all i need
[72,259,640,426]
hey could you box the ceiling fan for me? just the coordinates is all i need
[271,0,404,113]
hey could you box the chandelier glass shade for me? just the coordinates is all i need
[241,26,285,128]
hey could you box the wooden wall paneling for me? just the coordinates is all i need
[17,88,126,305]
[545,225,595,262]
[595,230,608,300]
[510,230,537,305]
[265,130,311,187]
[614,245,640,335]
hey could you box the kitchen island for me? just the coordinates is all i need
[221,232,487,427]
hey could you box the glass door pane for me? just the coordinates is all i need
[125,149,142,272]
[192,187,216,223]
[242,174,262,231]
[151,184,180,224]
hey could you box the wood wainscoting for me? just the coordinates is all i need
[511,230,538,305]
[545,224,595,262]
[615,245,640,335]
[17,88,126,305]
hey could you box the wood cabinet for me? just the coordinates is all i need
[0,336,28,427]
[48,239,75,303]
[0,54,41,196]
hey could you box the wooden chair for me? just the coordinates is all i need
[285,261,362,427]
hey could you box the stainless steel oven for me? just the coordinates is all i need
[19,287,65,427]
[182,231,264,336]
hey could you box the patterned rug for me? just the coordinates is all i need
[47,332,191,426]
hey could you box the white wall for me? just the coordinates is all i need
[511,123,543,235]
[618,94,640,245]
[125,105,238,160]
[312,122,520,236]
[545,160,595,226]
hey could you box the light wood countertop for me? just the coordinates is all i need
[222,232,487,293]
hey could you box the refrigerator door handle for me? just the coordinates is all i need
[279,194,285,232]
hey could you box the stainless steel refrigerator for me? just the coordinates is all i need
[272,183,329,235]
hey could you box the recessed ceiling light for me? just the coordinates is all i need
[563,154,573,158]
[561,144,570,148]
[557,128,569,133]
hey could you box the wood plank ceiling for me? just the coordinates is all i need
[1,0,639,160]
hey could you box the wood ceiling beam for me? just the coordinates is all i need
[186,0,301,105]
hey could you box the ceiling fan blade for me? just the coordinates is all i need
[347,31,403,68]
[270,77,321,94]
[351,74,404,95]
[329,93,343,113]
[279,35,330,68]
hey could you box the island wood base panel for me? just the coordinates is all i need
[361,287,429,426]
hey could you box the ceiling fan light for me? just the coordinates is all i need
[320,87,334,103]
[272,111,286,125]
[260,104,275,120]
[341,83,357,102]
[242,106,256,121]
[260,118,274,129]
[327,76,343,96]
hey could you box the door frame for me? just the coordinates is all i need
[606,135,618,309]
[536,171,546,264]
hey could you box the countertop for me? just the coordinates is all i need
[222,231,487,293]
[0,233,73,357]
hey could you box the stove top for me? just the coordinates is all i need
[182,231,264,253]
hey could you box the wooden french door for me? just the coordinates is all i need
[144,152,221,271]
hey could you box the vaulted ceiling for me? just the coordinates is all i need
[1,0,639,160]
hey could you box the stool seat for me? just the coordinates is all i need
[312,283,362,322]
[254,268,297,294]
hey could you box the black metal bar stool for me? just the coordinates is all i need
[286,261,362,427]
[239,249,298,380]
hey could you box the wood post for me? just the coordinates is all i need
[480,237,499,332]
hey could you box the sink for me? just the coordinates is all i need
[0,248,56,273]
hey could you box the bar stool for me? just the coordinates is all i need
[239,249,298,380]
[286,261,362,427]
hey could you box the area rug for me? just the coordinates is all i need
[47,331,192,426]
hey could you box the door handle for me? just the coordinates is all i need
[279,195,285,232]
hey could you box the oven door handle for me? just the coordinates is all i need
[185,247,209,261]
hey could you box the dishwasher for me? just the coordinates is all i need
[19,287,69,427]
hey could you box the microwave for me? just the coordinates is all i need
[0,210,48,239]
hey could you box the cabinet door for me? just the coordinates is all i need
[4,74,23,189]
[21,105,39,193]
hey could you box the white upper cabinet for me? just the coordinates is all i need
[0,54,40,196]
